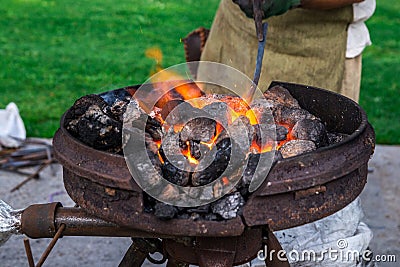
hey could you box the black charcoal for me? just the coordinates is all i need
[292,119,328,148]
[65,95,123,153]
[154,203,178,220]
[161,160,190,186]
[180,117,217,142]
[263,85,300,108]
[249,98,274,124]
[279,140,316,158]
[203,101,231,127]
[273,105,316,127]
[191,138,231,186]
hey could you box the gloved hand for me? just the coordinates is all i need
[233,0,301,19]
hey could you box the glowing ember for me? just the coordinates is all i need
[144,48,309,169]
[200,123,224,150]
[155,140,165,164]
[153,90,298,165]
[182,141,200,165]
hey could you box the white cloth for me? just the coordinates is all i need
[274,198,373,266]
[0,102,26,148]
[245,197,374,267]
[347,0,376,58]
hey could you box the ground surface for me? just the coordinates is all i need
[0,144,399,267]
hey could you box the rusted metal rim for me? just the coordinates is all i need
[54,81,374,194]
[57,152,246,237]
[241,82,375,230]
[253,81,374,195]
[54,125,246,237]
[53,126,137,191]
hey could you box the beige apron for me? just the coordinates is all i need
[200,0,353,93]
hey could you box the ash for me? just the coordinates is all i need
[211,192,245,220]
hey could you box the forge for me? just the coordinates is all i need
[62,78,354,223]
[9,80,372,266]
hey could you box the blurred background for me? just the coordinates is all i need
[0,0,398,144]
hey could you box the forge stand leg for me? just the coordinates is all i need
[166,258,189,267]
[119,238,163,267]
[196,249,236,267]
[164,229,262,267]
[118,240,148,267]
[194,237,237,267]
[165,246,235,267]
[164,238,237,267]
[263,227,290,267]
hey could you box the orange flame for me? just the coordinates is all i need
[276,124,295,149]
[175,83,204,100]
[245,109,258,125]
[181,141,199,165]
[154,140,165,164]
[200,122,224,150]
[145,47,204,109]
[145,47,163,74]
[145,48,301,167]
[250,141,274,154]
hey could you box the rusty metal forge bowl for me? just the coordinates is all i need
[53,81,375,238]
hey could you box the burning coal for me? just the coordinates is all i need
[64,61,349,221]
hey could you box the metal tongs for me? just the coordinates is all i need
[244,0,268,102]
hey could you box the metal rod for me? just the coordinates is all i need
[35,223,66,267]
[21,204,171,239]
[54,208,161,238]
[244,22,268,102]
[252,23,268,87]
[23,238,35,267]
[22,204,169,239]
[0,168,32,176]
[10,159,52,192]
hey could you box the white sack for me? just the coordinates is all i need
[246,197,374,267]
[0,102,26,148]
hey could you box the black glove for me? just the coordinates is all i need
[233,0,301,19]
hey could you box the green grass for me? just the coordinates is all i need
[0,0,399,144]
[360,0,400,144]
[0,0,219,137]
